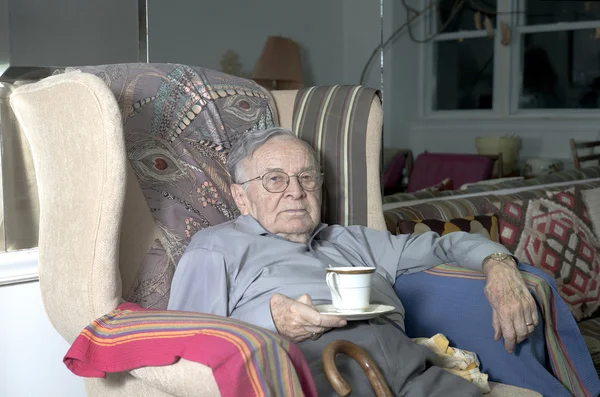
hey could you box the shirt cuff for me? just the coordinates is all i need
[265,300,278,333]
[230,299,278,333]
[463,242,513,272]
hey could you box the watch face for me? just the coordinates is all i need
[491,253,508,261]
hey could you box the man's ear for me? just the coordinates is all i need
[230,184,249,215]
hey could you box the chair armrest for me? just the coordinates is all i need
[488,382,542,397]
[394,263,598,396]
[130,359,545,397]
[131,359,219,397]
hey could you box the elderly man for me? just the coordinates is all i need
[168,127,539,396]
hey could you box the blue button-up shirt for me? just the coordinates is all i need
[167,215,509,332]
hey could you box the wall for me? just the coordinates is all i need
[8,0,139,66]
[0,280,86,397]
[0,0,9,72]
[147,0,345,87]
[341,0,420,149]
[341,0,388,140]
[408,119,600,167]
[341,0,383,87]
[147,0,399,144]
[384,0,421,149]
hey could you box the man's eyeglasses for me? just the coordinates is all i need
[238,170,324,193]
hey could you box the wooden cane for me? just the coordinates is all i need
[321,339,393,397]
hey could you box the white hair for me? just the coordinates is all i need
[227,127,319,183]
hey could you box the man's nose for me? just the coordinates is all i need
[284,176,306,198]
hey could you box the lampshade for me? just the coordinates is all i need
[253,36,304,90]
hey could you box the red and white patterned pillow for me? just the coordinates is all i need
[499,187,600,320]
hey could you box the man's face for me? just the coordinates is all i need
[231,136,322,243]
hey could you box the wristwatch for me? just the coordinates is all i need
[482,252,516,266]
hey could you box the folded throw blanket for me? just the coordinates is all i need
[64,302,317,397]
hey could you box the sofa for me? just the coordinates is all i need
[383,167,600,385]
[382,165,600,205]
[3,62,569,396]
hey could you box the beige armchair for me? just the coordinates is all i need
[7,66,539,396]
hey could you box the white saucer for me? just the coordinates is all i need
[316,304,395,321]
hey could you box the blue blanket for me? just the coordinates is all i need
[394,262,600,397]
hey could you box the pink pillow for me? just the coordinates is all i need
[407,153,493,192]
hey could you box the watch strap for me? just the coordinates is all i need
[482,253,518,267]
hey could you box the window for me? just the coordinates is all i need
[518,1,600,110]
[430,0,497,111]
[423,0,600,115]
[0,82,40,286]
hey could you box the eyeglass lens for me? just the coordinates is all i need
[262,171,321,193]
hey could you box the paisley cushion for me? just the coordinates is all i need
[499,187,600,320]
[78,63,278,309]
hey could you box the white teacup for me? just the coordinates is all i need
[325,267,376,312]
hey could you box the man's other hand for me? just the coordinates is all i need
[483,259,538,353]
[270,293,347,343]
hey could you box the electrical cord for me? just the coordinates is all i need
[360,0,466,84]
[404,0,467,44]
[359,1,433,85]
[359,0,596,85]
[359,0,526,84]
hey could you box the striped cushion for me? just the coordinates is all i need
[396,214,500,243]
[292,85,381,227]
[383,181,600,235]
[383,165,600,204]
[383,195,501,234]
[64,302,318,397]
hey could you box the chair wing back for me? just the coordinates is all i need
[10,72,127,342]
[70,63,280,310]
[271,87,385,231]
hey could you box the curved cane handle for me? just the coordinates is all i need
[321,339,393,397]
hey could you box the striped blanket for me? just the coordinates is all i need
[395,263,600,397]
[579,317,600,377]
[64,303,317,397]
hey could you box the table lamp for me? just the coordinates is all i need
[253,36,304,90]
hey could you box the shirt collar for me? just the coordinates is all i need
[234,215,328,243]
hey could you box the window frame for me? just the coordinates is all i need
[420,0,600,119]
[0,249,39,286]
